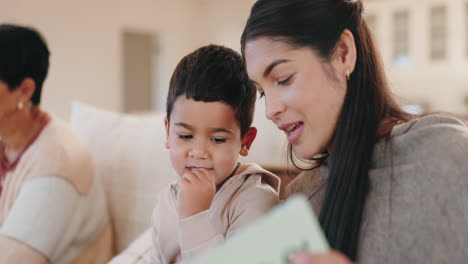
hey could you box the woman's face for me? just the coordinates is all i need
[244,38,347,159]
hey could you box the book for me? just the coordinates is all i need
[184,194,329,264]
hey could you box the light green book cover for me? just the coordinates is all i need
[185,194,329,264]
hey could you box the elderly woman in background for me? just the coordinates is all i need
[0,24,112,264]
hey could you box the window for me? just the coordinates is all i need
[430,6,447,61]
[393,10,411,66]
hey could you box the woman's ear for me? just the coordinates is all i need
[240,127,257,157]
[17,78,36,103]
[164,117,170,149]
[331,29,357,79]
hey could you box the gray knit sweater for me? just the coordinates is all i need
[284,115,468,264]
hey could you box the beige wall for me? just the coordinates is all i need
[1,0,121,118]
[185,0,256,50]
[0,0,262,117]
[0,0,211,118]
[118,0,209,112]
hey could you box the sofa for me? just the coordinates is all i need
[69,102,289,262]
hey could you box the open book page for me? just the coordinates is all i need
[185,194,329,264]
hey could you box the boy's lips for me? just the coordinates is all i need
[186,166,213,171]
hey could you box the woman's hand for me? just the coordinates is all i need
[176,168,216,219]
[290,251,355,264]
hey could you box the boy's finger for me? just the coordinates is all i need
[182,172,198,184]
[197,168,216,183]
[187,169,203,182]
[191,168,209,180]
[178,178,190,190]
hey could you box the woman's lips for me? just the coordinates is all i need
[281,122,304,144]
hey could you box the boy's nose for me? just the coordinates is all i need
[189,141,208,159]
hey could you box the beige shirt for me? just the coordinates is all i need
[151,163,280,264]
[0,117,113,264]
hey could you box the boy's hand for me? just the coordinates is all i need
[176,168,216,219]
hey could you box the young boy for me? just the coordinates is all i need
[151,45,281,263]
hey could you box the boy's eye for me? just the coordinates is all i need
[177,134,192,140]
[211,138,226,143]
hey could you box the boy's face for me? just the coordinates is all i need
[165,96,255,185]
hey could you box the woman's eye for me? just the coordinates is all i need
[177,134,192,140]
[276,75,293,86]
[212,138,226,143]
[259,92,265,99]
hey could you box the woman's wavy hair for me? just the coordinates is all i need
[241,0,409,260]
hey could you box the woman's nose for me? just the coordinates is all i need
[265,92,285,121]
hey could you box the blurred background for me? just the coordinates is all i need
[1,0,260,118]
[365,0,468,116]
[1,0,467,163]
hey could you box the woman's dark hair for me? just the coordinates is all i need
[0,24,50,105]
[241,0,409,260]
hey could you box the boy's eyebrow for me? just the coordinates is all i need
[211,128,234,134]
[174,122,192,129]
[174,122,234,134]
[263,59,290,78]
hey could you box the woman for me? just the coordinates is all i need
[0,24,112,264]
[241,0,468,263]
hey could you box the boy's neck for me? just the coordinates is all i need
[216,162,242,191]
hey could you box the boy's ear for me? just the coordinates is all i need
[164,117,170,149]
[240,127,257,157]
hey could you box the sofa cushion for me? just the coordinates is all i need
[70,102,176,253]
[107,228,152,264]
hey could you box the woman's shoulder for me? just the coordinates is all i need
[282,167,326,215]
[34,117,93,162]
[283,168,322,197]
[394,114,467,138]
[372,114,468,185]
[26,116,95,194]
[381,114,468,163]
[366,116,468,259]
